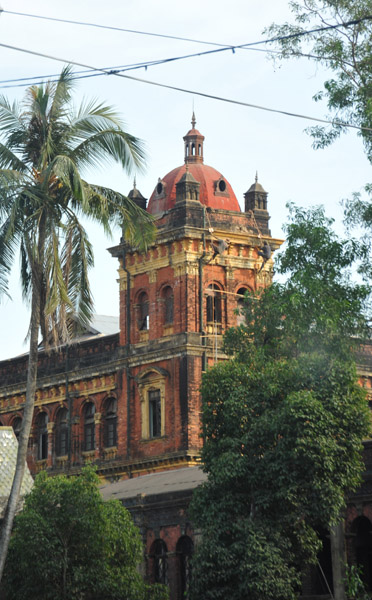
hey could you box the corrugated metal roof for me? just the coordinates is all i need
[100,466,207,502]
[0,427,33,516]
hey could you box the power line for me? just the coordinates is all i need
[1,8,371,52]
[0,39,370,135]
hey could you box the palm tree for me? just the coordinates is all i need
[0,66,154,578]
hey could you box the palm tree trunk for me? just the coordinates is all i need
[0,281,41,581]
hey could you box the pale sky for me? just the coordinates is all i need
[0,0,370,360]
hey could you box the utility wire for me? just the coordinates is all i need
[0,13,370,90]
[1,8,372,50]
[0,39,370,135]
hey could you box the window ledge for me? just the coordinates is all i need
[140,435,167,443]
[163,325,174,335]
[103,447,118,460]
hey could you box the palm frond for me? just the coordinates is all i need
[84,184,156,250]
[70,128,146,174]
[0,96,25,133]
[0,145,28,171]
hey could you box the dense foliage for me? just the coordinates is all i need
[190,205,371,600]
[3,468,167,600]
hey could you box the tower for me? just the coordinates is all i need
[108,116,282,474]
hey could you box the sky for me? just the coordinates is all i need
[0,0,371,360]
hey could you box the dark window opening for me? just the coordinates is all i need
[352,516,372,591]
[138,292,149,330]
[149,389,161,438]
[104,398,117,448]
[153,539,168,584]
[163,286,174,325]
[206,284,222,324]
[177,536,194,600]
[84,402,95,452]
[218,179,226,192]
[36,412,48,460]
[237,287,248,326]
[156,182,163,195]
[56,408,69,457]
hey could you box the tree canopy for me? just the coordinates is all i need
[266,0,372,161]
[2,468,167,600]
[189,205,371,600]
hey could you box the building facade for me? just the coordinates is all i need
[1,118,371,599]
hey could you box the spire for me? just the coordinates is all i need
[183,115,205,165]
[255,171,258,184]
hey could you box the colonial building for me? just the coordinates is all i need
[1,117,371,600]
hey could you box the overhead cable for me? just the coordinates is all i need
[0,39,370,134]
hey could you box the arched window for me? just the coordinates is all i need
[163,286,174,325]
[206,284,222,332]
[84,402,95,452]
[104,398,117,448]
[36,412,48,460]
[148,389,161,438]
[236,287,249,326]
[12,417,22,440]
[55,407,69,457]
[138,292,149,331]
[151,539,168,584]
[177,536,194,599]
[191,143,195,156]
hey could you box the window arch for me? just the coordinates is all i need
[104,397,117,448]
[12,417,22,440]
[55,407,69,457]
[83,402,95,452]
[36,412,48,460]
[162,286,174,325]
[138,291,149,331]
[151,539,168,584]
[206,284,222,332]
[177,536,194,599]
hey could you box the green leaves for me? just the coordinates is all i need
[265,0,372,161]
[191,204,371,599]
[3,468,168,600]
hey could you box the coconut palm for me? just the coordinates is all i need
[0,66,154,578]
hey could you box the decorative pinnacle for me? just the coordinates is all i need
[191,111,196,129]
[255,171,258,183]
[133,176,137,189]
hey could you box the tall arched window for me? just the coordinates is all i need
[84,402,95,452]
[12,417,22,440]
[151,539,168,584]
[206,284,222,332]
[36,412,48,460]
[104,398,117,448]
[55,407,69,457]
[163,286,174,325]
[138,292,149,330]
[177,536,194,600]
[236,287,249,326]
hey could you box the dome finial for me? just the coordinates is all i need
[191,111,196,129]
[255,171,258,183]
[133,175,137,189]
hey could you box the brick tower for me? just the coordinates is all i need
[108,114,282,475]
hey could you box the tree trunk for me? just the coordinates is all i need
[330,521,347,600]
[0,281,41,582]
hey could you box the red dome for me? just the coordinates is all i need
[147,163,240,215]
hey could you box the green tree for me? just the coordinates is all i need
[265,0,372,161]
[190,205,371,600]
[2,468,167,600]
[0,67,155,579]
